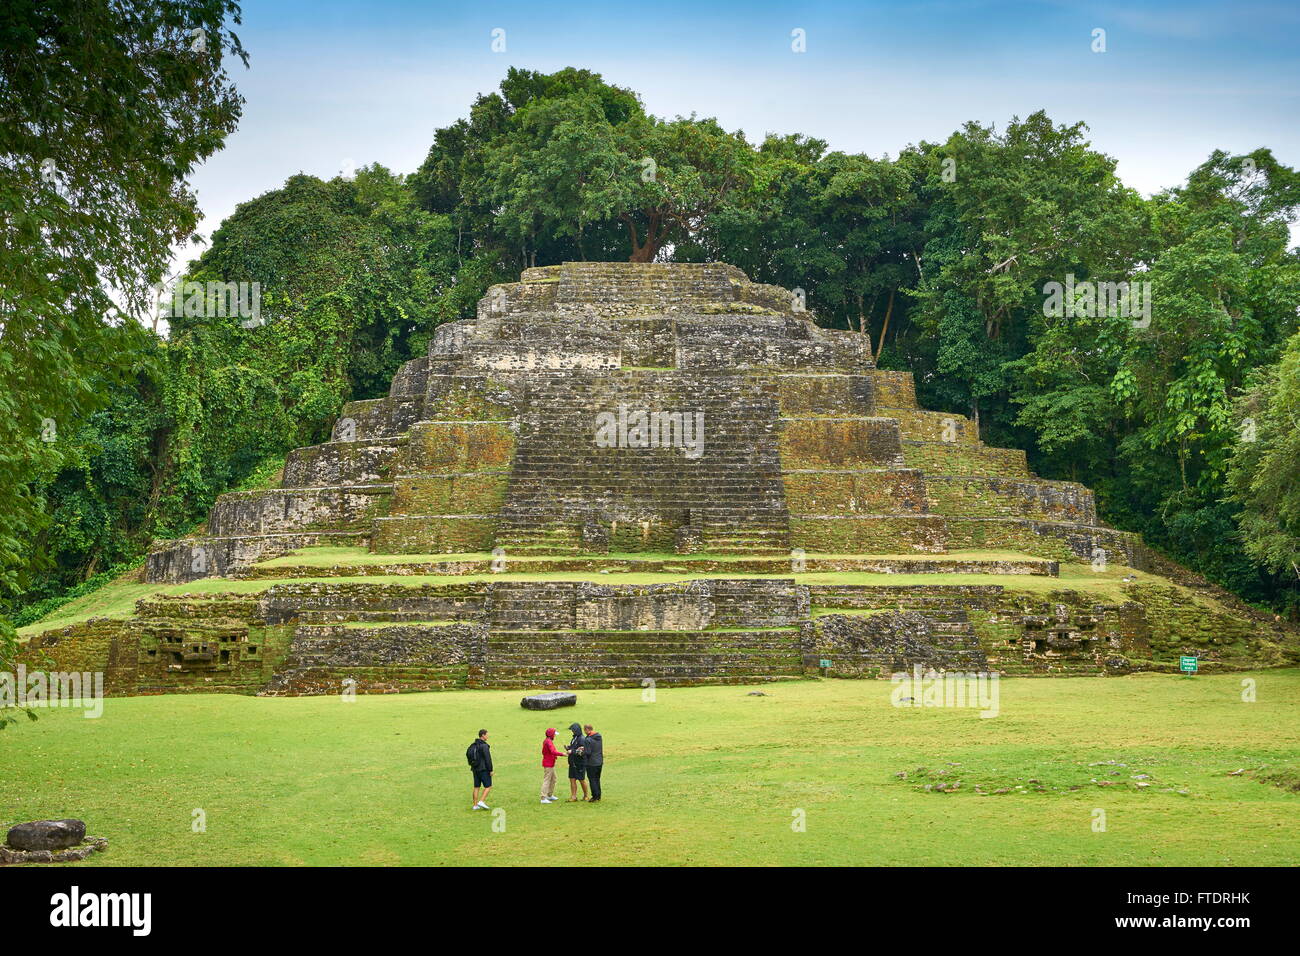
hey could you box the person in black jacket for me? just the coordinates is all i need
[468,729,493,810]
[566,722,589,802]
[583,723,604,802]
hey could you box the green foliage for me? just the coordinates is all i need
[169,170,442,508]
[1,0,247,699]
[417,67,759,265]
[1229,332,1300,600]
[910,113,1146,427]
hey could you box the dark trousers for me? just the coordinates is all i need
[587,765,603,800]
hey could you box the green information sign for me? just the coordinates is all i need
[1180,656,1199,673]
[819,659,832,669]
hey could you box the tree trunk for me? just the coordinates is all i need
[624,213,662,262]
[875,287,895,362]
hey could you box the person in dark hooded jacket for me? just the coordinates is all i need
[583,723,604,801]
[566,722,589,802]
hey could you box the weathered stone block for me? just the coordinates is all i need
[870,370,917,408]
[575,582,715,631]
[208,486,391,536]
[370,515,498,554]
[404,421,516,473]
[521,691,577,710]
[901,441,1030,478]
[776,373,874,415]
[790,515,949,553]
[779,417,904,468]
[389,473,510,516]
[782,469,928,516]
[7,819,86,851]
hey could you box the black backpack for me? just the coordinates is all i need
[465,740,479,767]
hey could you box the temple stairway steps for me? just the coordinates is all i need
[479,628,805,686]
[495,369,790,555]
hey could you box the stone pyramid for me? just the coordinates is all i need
[24,263,1297,695]
[146,261,1130,577]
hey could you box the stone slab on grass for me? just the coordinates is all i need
[521,691,577,710]
[7,819,85,851]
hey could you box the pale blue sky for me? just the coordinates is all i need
[179,0,1300,269]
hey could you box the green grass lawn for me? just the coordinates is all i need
[254,546,1049,567]
[3,672,1298,866]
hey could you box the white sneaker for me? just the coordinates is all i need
[476,801,489,810]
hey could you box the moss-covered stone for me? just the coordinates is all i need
[790,516,948,553]
[783,469,928,515]
[404,421,516,473]
[371,515,499,554]
[779,417,903,468]
[389,473,510,516]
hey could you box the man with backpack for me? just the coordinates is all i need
[583,723,604,802]
[466,728,493,810]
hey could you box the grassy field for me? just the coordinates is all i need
[253,546,1052,566]
[3,672,1298,866]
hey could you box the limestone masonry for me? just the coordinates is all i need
[24,262,1299,694]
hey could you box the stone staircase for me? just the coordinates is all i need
[471,579,805,686]
[479,629,805,687]
[549,260,744,314]
[494,370,791,555]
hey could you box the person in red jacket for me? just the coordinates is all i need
[539,728,563,804]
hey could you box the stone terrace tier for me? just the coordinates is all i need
[26,574,1296,696]
[146,261,1139,583]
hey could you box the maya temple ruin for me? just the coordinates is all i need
[22,262,1299,694]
